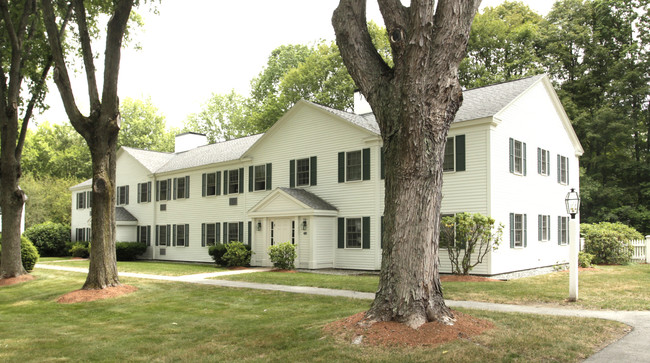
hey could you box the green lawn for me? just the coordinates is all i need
[0,269,627,362]
[220,264,650,310]
[38,259,226,276]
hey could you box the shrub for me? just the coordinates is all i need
[69,242,90,258]
[0,235,40,271]
[115,242,147,261]
[24,222,70,257]
[582,222,640,265]
[222,241,251,267]
[268,242,296,270]
[578,251,594,268]
[208,244,227,266]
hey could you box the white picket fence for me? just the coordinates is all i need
[630,236,650,263]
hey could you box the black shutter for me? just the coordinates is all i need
[238,221,244,242]
[567,158,570,184]
[310,156,317,186]
[266,163,272,190]
[185,224,189,247]
[166,224,171,246]
[125,185,129,205]
[147,226,151,246]
[362,217,370,249]
[185,176,190,198]
[558,216,562,245]
[537,148,542,174]
[223,170,229,195]
[88,191,92,206]
[172,225,177,246]
[509,138,514,173]
[290,160,296,188]
[147,181,151,202]
[216,223,221,244]
[248,221,252,246]
[173,178,177,200]
[523,142,527,176]
[137,183,142,203]
[202,173,207,197]
[538,215,542,241]
[380,147,385,179]
[523,214,528,247]
[249,166,254,192]
[338,218,345,248]
[239,168,244,194]
[216,171,221,196]
[557,155,561,183]
[76,193,81,209]
[455,135,466,172]
[362,148,370,180]
[223,222,228,243]
[509,213,514,248]
[156,181,160,201]
[167,179,172,200]
[155,225,159,246]
[338,152,345,183]
[202,223,206,247]
[136,226,140,243]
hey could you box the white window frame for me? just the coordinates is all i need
[539,215,550,242]
[158,180,169,201]
[513,213,524,248]
[513,140,524,175]
[228,169,240,194]
[296,158,311,186]
[158,225,168,246]
[346,151,362,182]
[138,182,150,203]
[254,165,266,191]
[538,148,550,176]
[77,192,86,209]
[176,177,188,199]
[205,223,217,246]
[443,137,455,172]
[206,173,217,196]
[228,222,240,243]
[175,224,186,247]
[345,218,362,249]
[558,216,569,246]
[117,185,128,206]
[559,155,568,185]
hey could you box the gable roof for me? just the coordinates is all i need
[120,147,174,173]
[277,187,337,211]
[115,206,137,222]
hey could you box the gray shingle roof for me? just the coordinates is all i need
[71,178,92,189]
[121,147,175,173]
[115,206,137,222]
[310,74,545,134]
[156,134,263,174]
[278,187,337,211]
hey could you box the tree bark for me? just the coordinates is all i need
[41,0,133,289]
[333,0,480,328]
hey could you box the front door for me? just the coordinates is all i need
[269,218,294,247]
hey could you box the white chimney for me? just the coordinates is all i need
[354,91,373,115]
[175,132,208,153]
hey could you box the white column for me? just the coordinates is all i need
[569,218,579,302]
[645,235,650,264]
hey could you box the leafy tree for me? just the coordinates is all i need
[185,90,252,142]
[333,0,480,328]
[0,0,72,278]
[118,97,175,152]
[21,173,80,228]
[460,1,544,88]
[42,0,135,289]
[440,213,503,275]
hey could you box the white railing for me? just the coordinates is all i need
[630,236,650,263]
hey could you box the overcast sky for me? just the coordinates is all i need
[34,0,556,129]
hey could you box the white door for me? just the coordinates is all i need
[269,218,294,247]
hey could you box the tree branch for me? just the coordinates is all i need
[72,0,100,111]
[1,0,35,102]
[332,0,391,99]
[101,0,133,120]
[41,0,85,128]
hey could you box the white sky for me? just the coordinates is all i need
[34,0,556,129]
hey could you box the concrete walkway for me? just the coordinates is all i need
[34,263,649,362]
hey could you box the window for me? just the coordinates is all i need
[228,222,239,243]
[439,213,456,248]
[443,138,455,171]
[558,155,569,185]
[174,224,188,247]
[157,225,169,246]
[157,179,171,201]
[346,218,362,248]
[509,138,527,175]
[339,149,370,182]
[117,185,129,205]
[249,164,271,192]
[76,228,91,242]
[228,169,240,194]
[76,192,86,209]
[537,148,550,176]
[558,216,569,245]
[202,223,219,247]
[290,157,317,187]
[538,215,550,242]
[138,182,151,203]
[137,225,151,246]
[174,176,190,199]
[346,151,362,181]
[509,213,527,248]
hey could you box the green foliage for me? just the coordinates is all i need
[23,222,70,257]
[208,244,228,266]
[185,91,252,143]
[440,213,503,275]
[115,242,147,261]
[118,97,176,152]
[21,174,81,228]
[222,242,252,267]
[69,242,90,258]
[0,235,40,271]
[578,251,595,268]
[268,242,297,270]
[582,222,641,264]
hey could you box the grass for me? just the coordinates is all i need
[0,269,627,362]
[38,259,226,276]
[220,264,650,311]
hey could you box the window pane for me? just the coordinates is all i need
[206,224,216,246]
[229,170,239,194]
[159,226,167,246]
[443,137,455,171]
[176,225,185,246]
[514,141,522,174]
[346,218,362,248]
[514,214,523,247]
[255,165,266,191]
[296,158,310,186]
[177,178,186,199]
[159,181,168,201]
[206,173,216,196]
[560,156,567,184]
[228,223,239,243]
[346,151,362,181]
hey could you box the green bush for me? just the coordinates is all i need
[268,242,296,270]
[582,222,641,265]
[208,244,227,266]
[0,235,40,271]
[578,251,595,268]
[222,242,251,267]
[115,242,147,261]
[23,222,70,257]
[69,242,90,258]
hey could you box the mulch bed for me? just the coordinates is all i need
[57,285,138,304]
[324,310,494,347]
[0,274,35,287]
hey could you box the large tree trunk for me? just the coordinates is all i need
[333,0,479,329]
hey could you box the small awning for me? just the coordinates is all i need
[248,187,338,218]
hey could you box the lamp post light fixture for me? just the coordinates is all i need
[302,219,308,231]
[565,188,580,302]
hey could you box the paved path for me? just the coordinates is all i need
[35,263,649,362]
